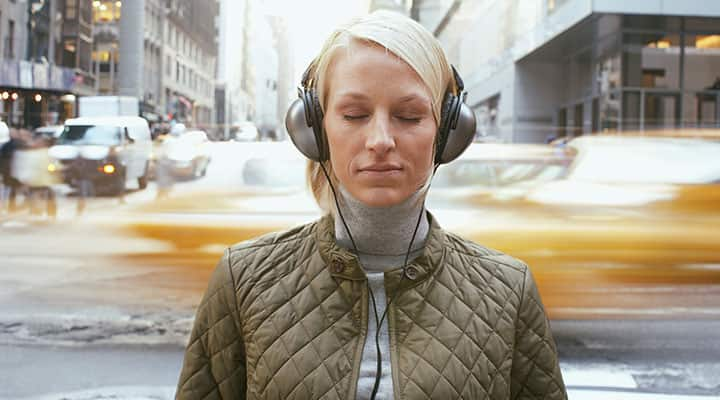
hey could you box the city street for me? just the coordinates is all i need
[3,0,720,398]
[1,142,719,399]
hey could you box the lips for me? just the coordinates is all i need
[359,163,402,173]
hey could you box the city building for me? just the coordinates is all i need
[91,0,218,126]
[221,0,294,141]
[1,0,87,128]
[250,11,279,139]
[164,0,219,127]
[61,0,96,96]
[91,0,165,120]
[216,0,251,140]
[415,0,720,143]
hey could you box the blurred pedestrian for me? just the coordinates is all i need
[0,128,26,212]
[176,10,566,400]
[153,129,179,200]
[10,128,58,218]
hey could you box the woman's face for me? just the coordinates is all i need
[324,43,436,207]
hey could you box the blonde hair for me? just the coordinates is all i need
[305,10,455,212]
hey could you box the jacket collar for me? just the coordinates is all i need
[316,212,446,291]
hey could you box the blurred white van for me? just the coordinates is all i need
[49,116,152,194]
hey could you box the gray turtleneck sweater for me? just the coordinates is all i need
[334,186,429,400]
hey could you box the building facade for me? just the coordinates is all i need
[216,0,251,139]
[416,0,720,143]
[1,0,88,128]
[164,0,219,127]
[61,0,96,96]
[221,0,294,141]
[91,0,218,126]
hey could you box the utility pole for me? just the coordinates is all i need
[118,0,146,98]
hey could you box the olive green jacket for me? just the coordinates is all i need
[176,214,566,399]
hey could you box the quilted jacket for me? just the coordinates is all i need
[176,213,567,399]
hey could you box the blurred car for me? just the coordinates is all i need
[103,141,316,260]
[430,143,575,208]
[48,116,153,195]
[32,125,64,145]
[232,122,259,142]
[170,123,187,136]
[101,136,720,319]
[445,136,720,319]
[0,120,9,144]
[155,130,212,179]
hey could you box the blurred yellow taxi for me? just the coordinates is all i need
[442,136,720,319]
[107,136,720,319]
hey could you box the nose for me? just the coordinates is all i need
[365,113,395,155]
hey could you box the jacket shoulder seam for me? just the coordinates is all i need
[227,224,316,265]
[444,243,526,274]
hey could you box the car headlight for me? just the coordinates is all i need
[98,164,116,174]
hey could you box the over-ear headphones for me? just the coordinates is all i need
[285,61,476,165]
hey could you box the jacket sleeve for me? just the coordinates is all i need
[510,266,567,400]
[176,249,247,399]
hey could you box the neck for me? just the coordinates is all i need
[334,185,429,261]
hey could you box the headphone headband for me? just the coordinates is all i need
[286,62,476,164]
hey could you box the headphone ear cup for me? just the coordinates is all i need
[309,91,329,162]
[286,97,323,162]
[434,93,456,164]
[436,102,476,164]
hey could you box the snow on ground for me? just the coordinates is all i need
[10,386,175,400]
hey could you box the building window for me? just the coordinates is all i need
[62,39,76,67]
[5,19,15,59]
[474,94,500,140]
[683,34,720,91]
[66,0,77,19]
[93,1,120,23]
[683,33,720,128]
[622,33,681,89]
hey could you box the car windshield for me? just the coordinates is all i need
[34,127,60,139]
[568,139,720,184]
[433,160,570,188]
[241,157,306,189]
[58,125,122,146]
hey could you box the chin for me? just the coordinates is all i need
[354,189,409,208]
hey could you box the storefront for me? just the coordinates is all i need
[0,59,78,128]
[520,14,720,138]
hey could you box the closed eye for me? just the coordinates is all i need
[343,115,368,121]
[397,116,422,123]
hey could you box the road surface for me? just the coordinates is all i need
[1,142,719,399]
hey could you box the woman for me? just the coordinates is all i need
[176,10,566,400]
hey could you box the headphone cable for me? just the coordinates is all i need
[320,161,440,400]
[369,164,438,399]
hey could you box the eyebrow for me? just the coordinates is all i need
[397,94,430,105]
[334,92,370,102]
[334,92,430,105]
